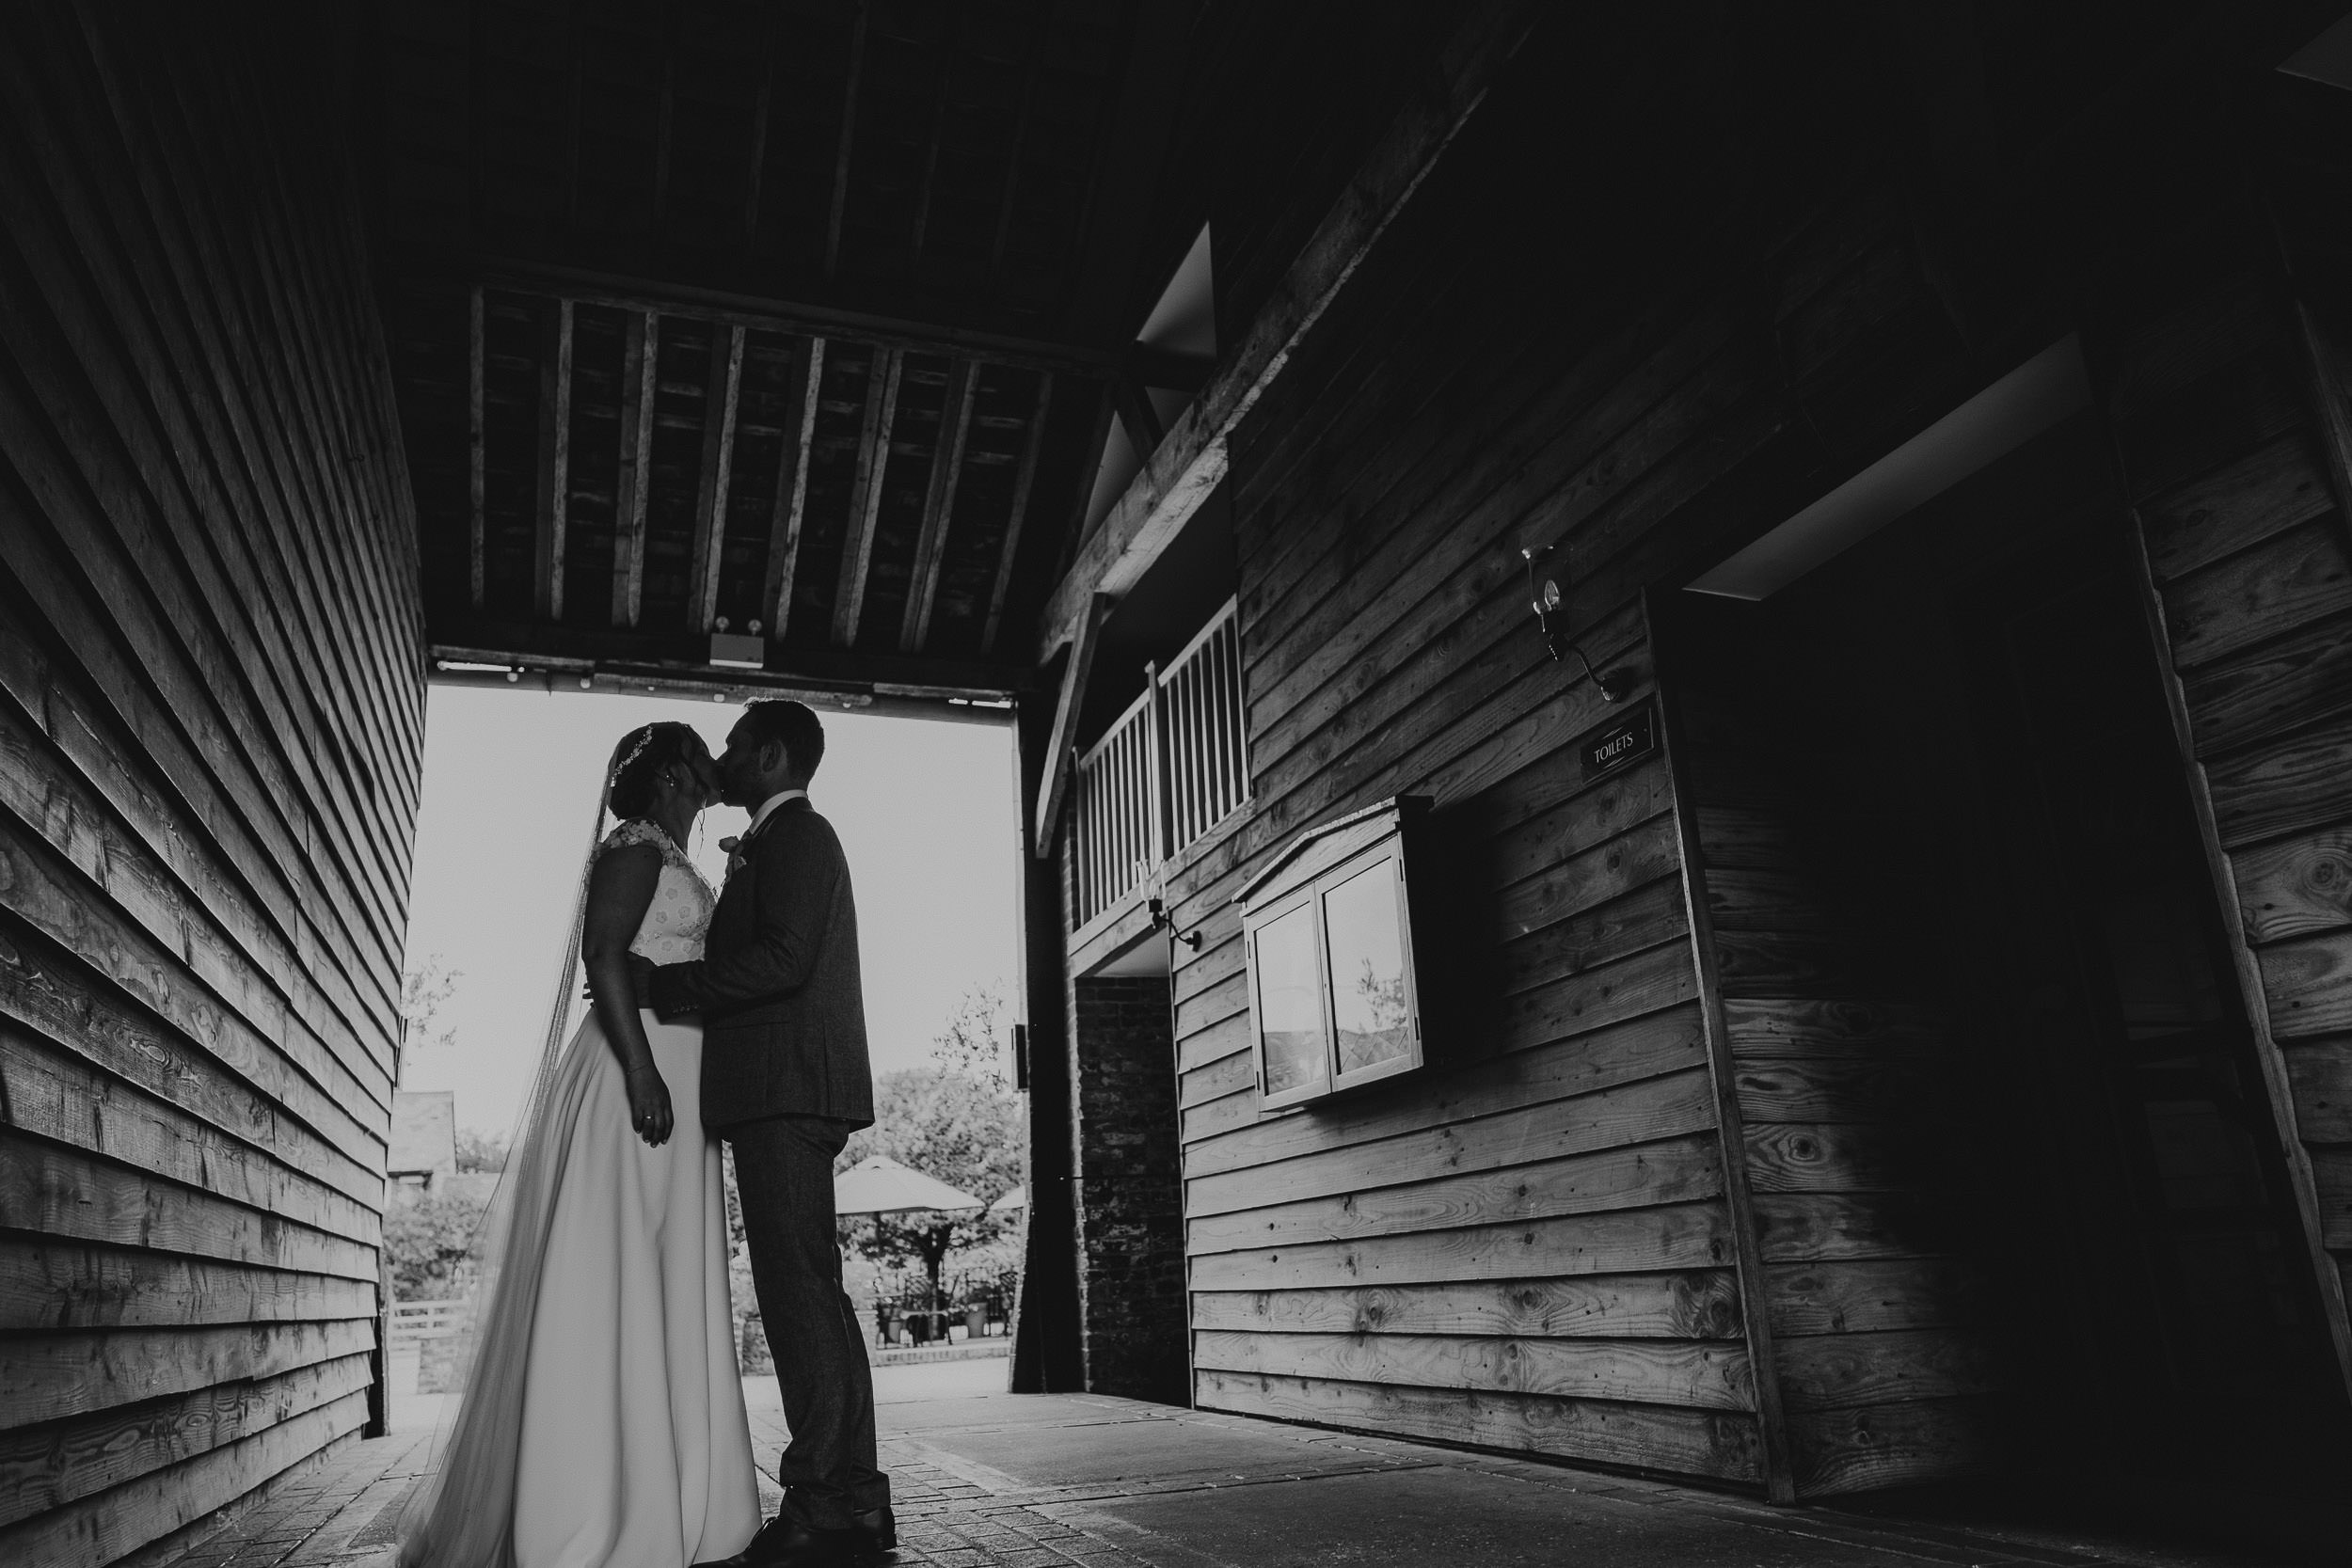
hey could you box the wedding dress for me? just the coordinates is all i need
[399,819,762,1568]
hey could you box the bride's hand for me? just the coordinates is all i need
[624,1064,673,1147]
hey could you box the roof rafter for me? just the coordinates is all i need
[1036,0,1544,661]
[764,335,825,638]
[689,324,747,633]
[834,345,903,646]
[982,370,1054,655]
[532,296,574,620]
[901,356,979,652]
[611,309,658,627]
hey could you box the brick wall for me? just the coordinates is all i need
[1067,974,1189,1404]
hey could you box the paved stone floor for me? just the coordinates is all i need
[142,1359,2324,1568]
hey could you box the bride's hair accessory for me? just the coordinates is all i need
[608,726,658,787]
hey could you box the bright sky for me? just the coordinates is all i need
[397,685,1022,1138]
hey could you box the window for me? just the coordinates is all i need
[1240,799,1434,1110]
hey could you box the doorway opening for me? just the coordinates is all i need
[1658,417,2348,1504]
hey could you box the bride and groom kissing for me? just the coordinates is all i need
[400,700,895,1568]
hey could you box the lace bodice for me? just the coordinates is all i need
[597,819,717,964]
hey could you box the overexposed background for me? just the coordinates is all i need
[397,685,1022,1138]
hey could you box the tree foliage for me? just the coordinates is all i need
[839,982,1024,1312]
[399,954,462,1086]
[384,1186,491,1299]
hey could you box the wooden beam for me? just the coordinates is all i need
[982,371,1053,655]
[764,336,824,639]
[826,1,870,281]
[532,296,574,621]
[834,346,902,646]
[908,13,956,258]
[611,309,658,626]
[392,248,1118,375]
[1110,373,1164,455]
[901,356,979,651]
[401,252,1125,385]
[1054,381,1116,578]
[429,622,1032,702]
[988,6,1049,281]
[467,283,484,610]
[1033,593,1109,857]
[741,8,779,255]
[1034,0,1543,661]
[689,325,747,633]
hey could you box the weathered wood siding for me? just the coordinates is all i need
[2081,86,2352,1384]
[0,10,421,1563]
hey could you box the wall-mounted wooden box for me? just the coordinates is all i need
[1236,797,1453,1110]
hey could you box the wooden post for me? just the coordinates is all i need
[1034,594,1109,857]
[1143,659,1169,869]
[1648,588,1798,1504]
[1009,689,1084,1393]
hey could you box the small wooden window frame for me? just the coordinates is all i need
[1240,800,1430,1111]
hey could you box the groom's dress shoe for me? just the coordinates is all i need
[696,1507,896,1568]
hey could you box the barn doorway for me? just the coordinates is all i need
[1661,416,2348,1503]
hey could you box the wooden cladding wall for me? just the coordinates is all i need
[2080,81,2352,1388]
[0,11,420,1564]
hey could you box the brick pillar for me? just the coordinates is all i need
[1067,974,1188,1404]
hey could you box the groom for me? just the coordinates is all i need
[633,698,893,1567]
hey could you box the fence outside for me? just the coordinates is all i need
[1071,599,1248,928]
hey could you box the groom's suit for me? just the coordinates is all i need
[648,793,889,1535]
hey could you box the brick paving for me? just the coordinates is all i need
[139,1361,2322,1568]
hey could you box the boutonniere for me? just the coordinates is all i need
[720,835,746,880]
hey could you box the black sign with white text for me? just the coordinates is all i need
[1579,703,1657,780]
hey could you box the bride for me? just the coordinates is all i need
[399,721,763,1568]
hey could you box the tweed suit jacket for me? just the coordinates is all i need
[648,796,874,1130]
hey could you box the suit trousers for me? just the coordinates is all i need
[727,1115,890,1528]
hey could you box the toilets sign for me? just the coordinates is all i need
[1580,703,1658,780]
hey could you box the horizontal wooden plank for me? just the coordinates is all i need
[1772,1327,1998,1412]
[1498,876,1688,999]
[1194,1370,1762,1483]
[0,822,387,1174]
[0,1351,370,1527]
[1753,1193,1958,1264]
[1764,1258,1994,1337]
[2180,609,2352,759]
[1185,1065,1717,1218]
[1692,805,1804,872]
[0,914,380,1208]
[1721,999,1952,1060]
[2162,515,2352,672]
[1785,1397,1996,1498]
[2257,934,2352,1041]
[0,1132,376,1282]
[0,1022,378,1247]
[1742,1122,1933,1195]
[1181,1087,1258,1145]
[2204,708,2352,848]
[1493,815,1681,945]
[1192,1329,1754,1411]
[0,1388,367,1565]
[1485,755,1674,892]
[1189,1270,1742,1340]
[2112,339,2307,502]
[1173,967,1248,1042]
[1185,1003,1708,1179]
[1493,937,1696,1058]
[0,1316,373,1429]
[1186,1132,1724,1257]
[2283,1036,2352,1144]
[1178,1045,1255,1110]
[1175,1008,1251,1077]
[2139,430,2333,582]
[2233,829,2352,944]
[1188,1198,1733,1293]
[2311,1148,2351,1250]
[0,1238,372,1332]
[1733,1060,1948,1127]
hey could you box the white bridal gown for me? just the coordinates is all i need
[400,819,762,1568]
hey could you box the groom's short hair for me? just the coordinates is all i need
[739,698,825,780]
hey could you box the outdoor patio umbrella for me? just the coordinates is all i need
[988,1184,1026,1215]
[833,1154,985,1216]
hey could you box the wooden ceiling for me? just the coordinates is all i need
[368,0,1186,698]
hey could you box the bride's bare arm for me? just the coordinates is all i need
[581,842,674,1146]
